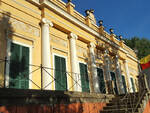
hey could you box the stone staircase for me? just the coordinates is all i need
[100,91,148,113]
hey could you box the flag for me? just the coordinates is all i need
[140,55,150,70]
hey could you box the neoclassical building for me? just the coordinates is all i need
[0,0,139,95]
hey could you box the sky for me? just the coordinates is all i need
[63,0,150,39]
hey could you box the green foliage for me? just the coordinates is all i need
[124,37,150,59]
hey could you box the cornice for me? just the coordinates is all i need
[27,0,138,59]
[127,54,138,62]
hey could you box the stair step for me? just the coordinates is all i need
[100,110,138,113]
[107,101,138,106]
[109,98,139,103]
[100,92,145,113]
[103,104,140,110]
[100,108,138,113]
[113,94,140,100]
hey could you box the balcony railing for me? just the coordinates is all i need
[0,58,107,93]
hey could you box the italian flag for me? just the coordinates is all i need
[140,55,150,70]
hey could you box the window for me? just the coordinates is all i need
[110,72,118,94]
[130,77,135,92]
[54,55,67,91]
[79,63,90,92]
[97,68,106,93]
[122,75,127,93]
[9,42,29,89]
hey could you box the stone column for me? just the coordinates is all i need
[124,60,132,92]
[115,55,125,94]
[69,33,79,91]
[41,18,53,90]
[104,49,113,94]
[89,42,100,93]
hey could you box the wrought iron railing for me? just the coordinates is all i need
[0,58,108,94]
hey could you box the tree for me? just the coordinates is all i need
[124,37,150,59]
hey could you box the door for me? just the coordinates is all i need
[9,43,29,89]
[110,72,118,94]
[54,55,67,91]
[97,68,106,93]
[122,75,127,93]
[79,63,90,92]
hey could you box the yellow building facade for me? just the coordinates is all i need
[0,0,139,94]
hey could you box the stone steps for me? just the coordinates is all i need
[100,92,145,113]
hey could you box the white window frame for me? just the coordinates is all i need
[5,39,32,89]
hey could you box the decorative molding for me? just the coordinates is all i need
[12,32,35,46]
[41,0,113,43]
[69,32,78,40]
[127,54,138,62]
[28,0,137,59]
[89,42,95,48]
[129,67,137,74]
[0,12,40,37]
[52,46,68,53]
[0,10,39,30]
[10,17,40,37]
[77,46,87,57]
[51,36,68,48]
[12,0,40,15]
[42,18,53,27]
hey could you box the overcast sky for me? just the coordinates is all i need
[63,0,150,39]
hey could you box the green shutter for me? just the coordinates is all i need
[9,43,29,89]
[21,46,29,89]
[55,55,67,91]
[122,75,127,93]
[97,68,106,93]
[61,57,67,90]
[110,72,118,94]
[130,77,135,92]
[79,63,90,92]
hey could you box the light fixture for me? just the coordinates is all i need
[109,28,114,34]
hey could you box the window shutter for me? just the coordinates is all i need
[55,56,61,90]
[9,43,21,88]
[79,63,90,92]
[130,77,135,92]
[97,68,106,93]
[122,75,127,93]
[61,57,67,90]
[55,55,67,91]
[21,46,29,89]
[110,72,118,94]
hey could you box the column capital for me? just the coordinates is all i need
[89,42,96,48]
[69,33,78,40]
[124,59,128,63]
[42,18,53,27]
